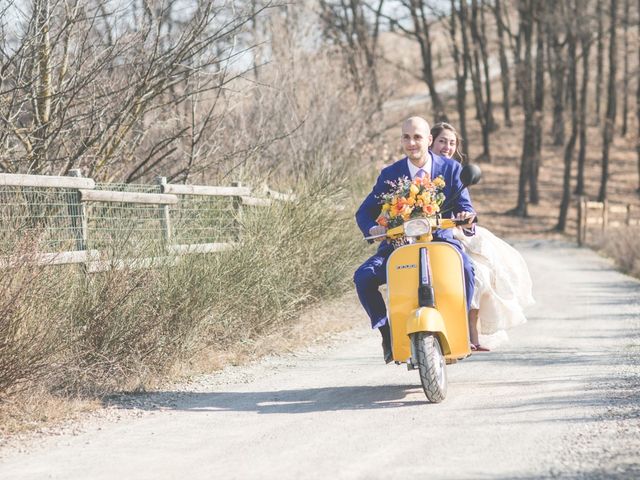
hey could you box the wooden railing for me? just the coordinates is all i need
[577,197,640,246]
[0,170,294,271]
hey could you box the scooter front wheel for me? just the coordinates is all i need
[412,332,447,403]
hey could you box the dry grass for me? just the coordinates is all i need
[596,227,640,279]
[0,171,370,434]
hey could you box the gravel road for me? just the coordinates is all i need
[1,240,639,479]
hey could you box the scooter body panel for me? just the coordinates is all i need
[386,242,471,361]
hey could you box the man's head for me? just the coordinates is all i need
[401,116,432,166]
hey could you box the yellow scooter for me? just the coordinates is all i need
[365,165,481,403]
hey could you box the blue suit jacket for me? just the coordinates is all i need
[356,153,475,254]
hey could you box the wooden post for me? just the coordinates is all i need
[602,199,609,233]
[155,176,172,244]
[231,181,244,241]
[577,197,583,245]
[67,169,87,251]
[577,196,586,246]
[626,204,632,226]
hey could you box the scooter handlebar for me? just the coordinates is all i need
[363,216,477,241]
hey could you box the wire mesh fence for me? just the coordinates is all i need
[0,176,273,261]
[0,186,80,254]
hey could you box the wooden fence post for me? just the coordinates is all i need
[577,196,586,246]
[67,169,88,251]
[155,176,172,244]
[231,181,243,241]
[602,199,609,233]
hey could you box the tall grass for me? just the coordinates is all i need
[598,227,640,279]
[0,172,366,400]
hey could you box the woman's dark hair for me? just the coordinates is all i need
[430,122,467,164]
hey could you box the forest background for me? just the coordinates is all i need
[0,0,639,432]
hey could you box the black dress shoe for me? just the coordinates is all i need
[379,324,393,364]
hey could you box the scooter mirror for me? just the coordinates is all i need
[460,164,482,187]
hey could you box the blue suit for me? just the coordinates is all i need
[354,153,476,329]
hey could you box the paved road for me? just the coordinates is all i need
[1,240,639,479]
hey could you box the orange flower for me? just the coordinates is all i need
[376,216,388,227]
[423,204,435,215]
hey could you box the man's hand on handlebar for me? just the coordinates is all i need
[368,225,387,242]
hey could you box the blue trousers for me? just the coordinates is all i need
[353,242,475,329]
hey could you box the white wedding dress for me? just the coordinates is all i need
[453,226,535,348]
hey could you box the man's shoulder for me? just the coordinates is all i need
[432,153,462,174]
[379,157,408,178]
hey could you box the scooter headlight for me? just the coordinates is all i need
[404,218,432,238]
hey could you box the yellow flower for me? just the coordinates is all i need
[406,197,416,206]
[409,184,419,197]
[381,203,390,212]
[433,177,445,188]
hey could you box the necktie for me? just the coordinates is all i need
[415,169,426,179]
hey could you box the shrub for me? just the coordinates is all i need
[599,227,640,279]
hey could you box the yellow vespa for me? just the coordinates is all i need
[365,164,481,403]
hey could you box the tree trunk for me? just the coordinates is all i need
[451,0,469,151]
[469,0,491,161]
[636,0,640,191]
[31,0,52,174]
[513,0,536,217]
[575,31,592,195]
[479,0,497,132]
[547,12,566,147]
[621,0,630,136]
[595,0,604,125]
[530,10,545,204]
[494,0,512,126]
[557,9,578,232]
[598,0,617,202]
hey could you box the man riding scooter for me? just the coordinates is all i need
[353,116,476,363]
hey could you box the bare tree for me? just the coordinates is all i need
[468,0,492,161]
[0,0,273,179]
[595,0,604,125]
[636,0,640,192]
[493,0,512,126]
[557,1,578,232]
[575,2,594,195]
[319,0,385,101]
[530,6,545,204]
[598,0,618,202]
[546,4,567,147]
[406,0,447,121]
[621,0,630,136]
[512,0,537,217]
[447,0,469,149]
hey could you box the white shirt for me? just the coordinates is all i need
[406,154,432,180]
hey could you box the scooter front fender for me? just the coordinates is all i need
[406,307,452,355]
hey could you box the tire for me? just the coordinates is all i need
[413,332,447,403]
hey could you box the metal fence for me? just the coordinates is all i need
[0,171,293,270]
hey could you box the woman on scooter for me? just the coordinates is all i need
[430,122,535,351]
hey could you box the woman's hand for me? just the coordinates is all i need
[455,211,476,228]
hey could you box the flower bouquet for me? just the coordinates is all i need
[376,175,446,246]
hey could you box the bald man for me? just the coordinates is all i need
[354,116,476,363]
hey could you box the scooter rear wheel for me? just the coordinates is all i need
[413,332,447,403]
